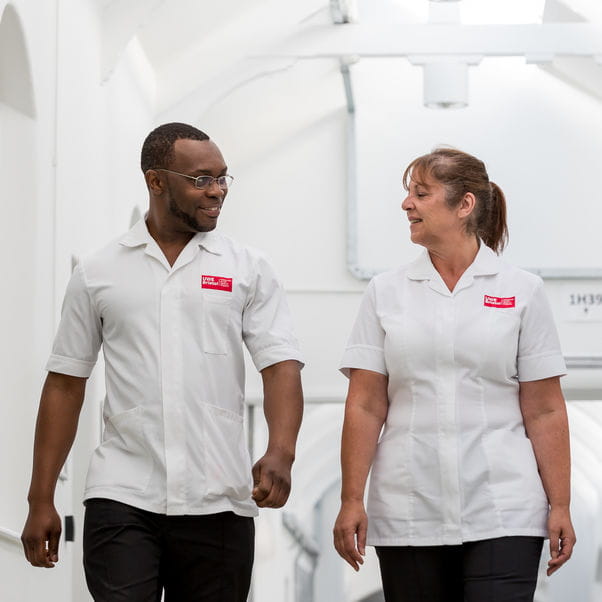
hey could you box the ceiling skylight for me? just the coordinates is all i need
[388,0,546,24]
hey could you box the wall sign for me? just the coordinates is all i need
[564,287,602,322]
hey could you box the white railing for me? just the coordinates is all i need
[0,525,21,547]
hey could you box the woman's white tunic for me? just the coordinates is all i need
[340,244,566,546]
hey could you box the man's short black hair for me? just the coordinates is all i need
[140,122,210,173]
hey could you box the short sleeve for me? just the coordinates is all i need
[517,278,566,382]
[45,263,102,377]
[339,278,387,378]
[242,255,304,372]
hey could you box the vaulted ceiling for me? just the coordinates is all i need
[96,0,602,115]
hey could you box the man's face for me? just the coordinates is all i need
[163,138,229,233]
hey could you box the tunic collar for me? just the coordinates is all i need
[119,218,224,256]
[406,241,501,282]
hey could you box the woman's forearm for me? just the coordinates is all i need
[519,377,571,508]
[340,369,389,502]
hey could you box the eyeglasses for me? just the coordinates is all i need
[156,168,234,190]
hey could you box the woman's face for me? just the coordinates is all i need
[401,172,464,249]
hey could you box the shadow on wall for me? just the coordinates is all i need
[359,591,385,602]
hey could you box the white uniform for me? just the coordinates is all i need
[47,218,303,516]
[340,243,566,546]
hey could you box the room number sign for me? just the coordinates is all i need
[565,288,602,321]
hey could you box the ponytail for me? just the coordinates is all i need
[478,181,508,254]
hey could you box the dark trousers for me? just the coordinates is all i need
[376,536,543,602]
[83,498,254,602]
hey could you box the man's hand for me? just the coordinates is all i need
[251,451,294,508]
[21,502,62,568]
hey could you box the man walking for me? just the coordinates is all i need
[22,122,304,601]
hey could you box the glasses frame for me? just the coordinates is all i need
[155,168,233,190]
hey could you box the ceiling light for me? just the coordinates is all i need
[423,61,468,109]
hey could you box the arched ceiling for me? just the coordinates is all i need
[96,0,602,114]
[98,0,330,111]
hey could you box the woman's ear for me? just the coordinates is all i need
[458,192,476,219]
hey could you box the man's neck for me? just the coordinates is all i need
[145,215,196,267]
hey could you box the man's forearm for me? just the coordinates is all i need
[251,361,303,508]
[27,373,86,503]
[261,360,303,457]
[22,372,86,567]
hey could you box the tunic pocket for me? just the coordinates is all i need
[201,403,253,502]
[86,406,153,492]
[368,431,412,519]
[482,429,546,507]
[201,292,232,355]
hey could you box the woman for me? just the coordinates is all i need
[333,148,575,601]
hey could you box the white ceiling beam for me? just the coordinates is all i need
[548,0,602,23]
[541,0,602,101]
[252,23,602,61]
[543,0,585,22]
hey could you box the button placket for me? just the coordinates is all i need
[159,245,203,512]
[435,294,462,538]
[160,279,188,512]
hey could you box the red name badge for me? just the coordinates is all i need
[484,295,515,308]
[201,275,233,292]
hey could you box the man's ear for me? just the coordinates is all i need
[145,169,164,195]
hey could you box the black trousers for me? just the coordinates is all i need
[376,536,543,602]
[83,498,254,602]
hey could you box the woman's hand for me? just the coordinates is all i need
[546,506,576,575]
[333,500,368,571]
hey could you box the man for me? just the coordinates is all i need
[21,122,304,601]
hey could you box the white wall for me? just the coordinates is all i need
[0,1,72,599]
[353,56,602,273]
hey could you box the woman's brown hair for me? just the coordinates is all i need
[402,147,508,254]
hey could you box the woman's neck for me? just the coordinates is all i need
[428,235,480,292]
